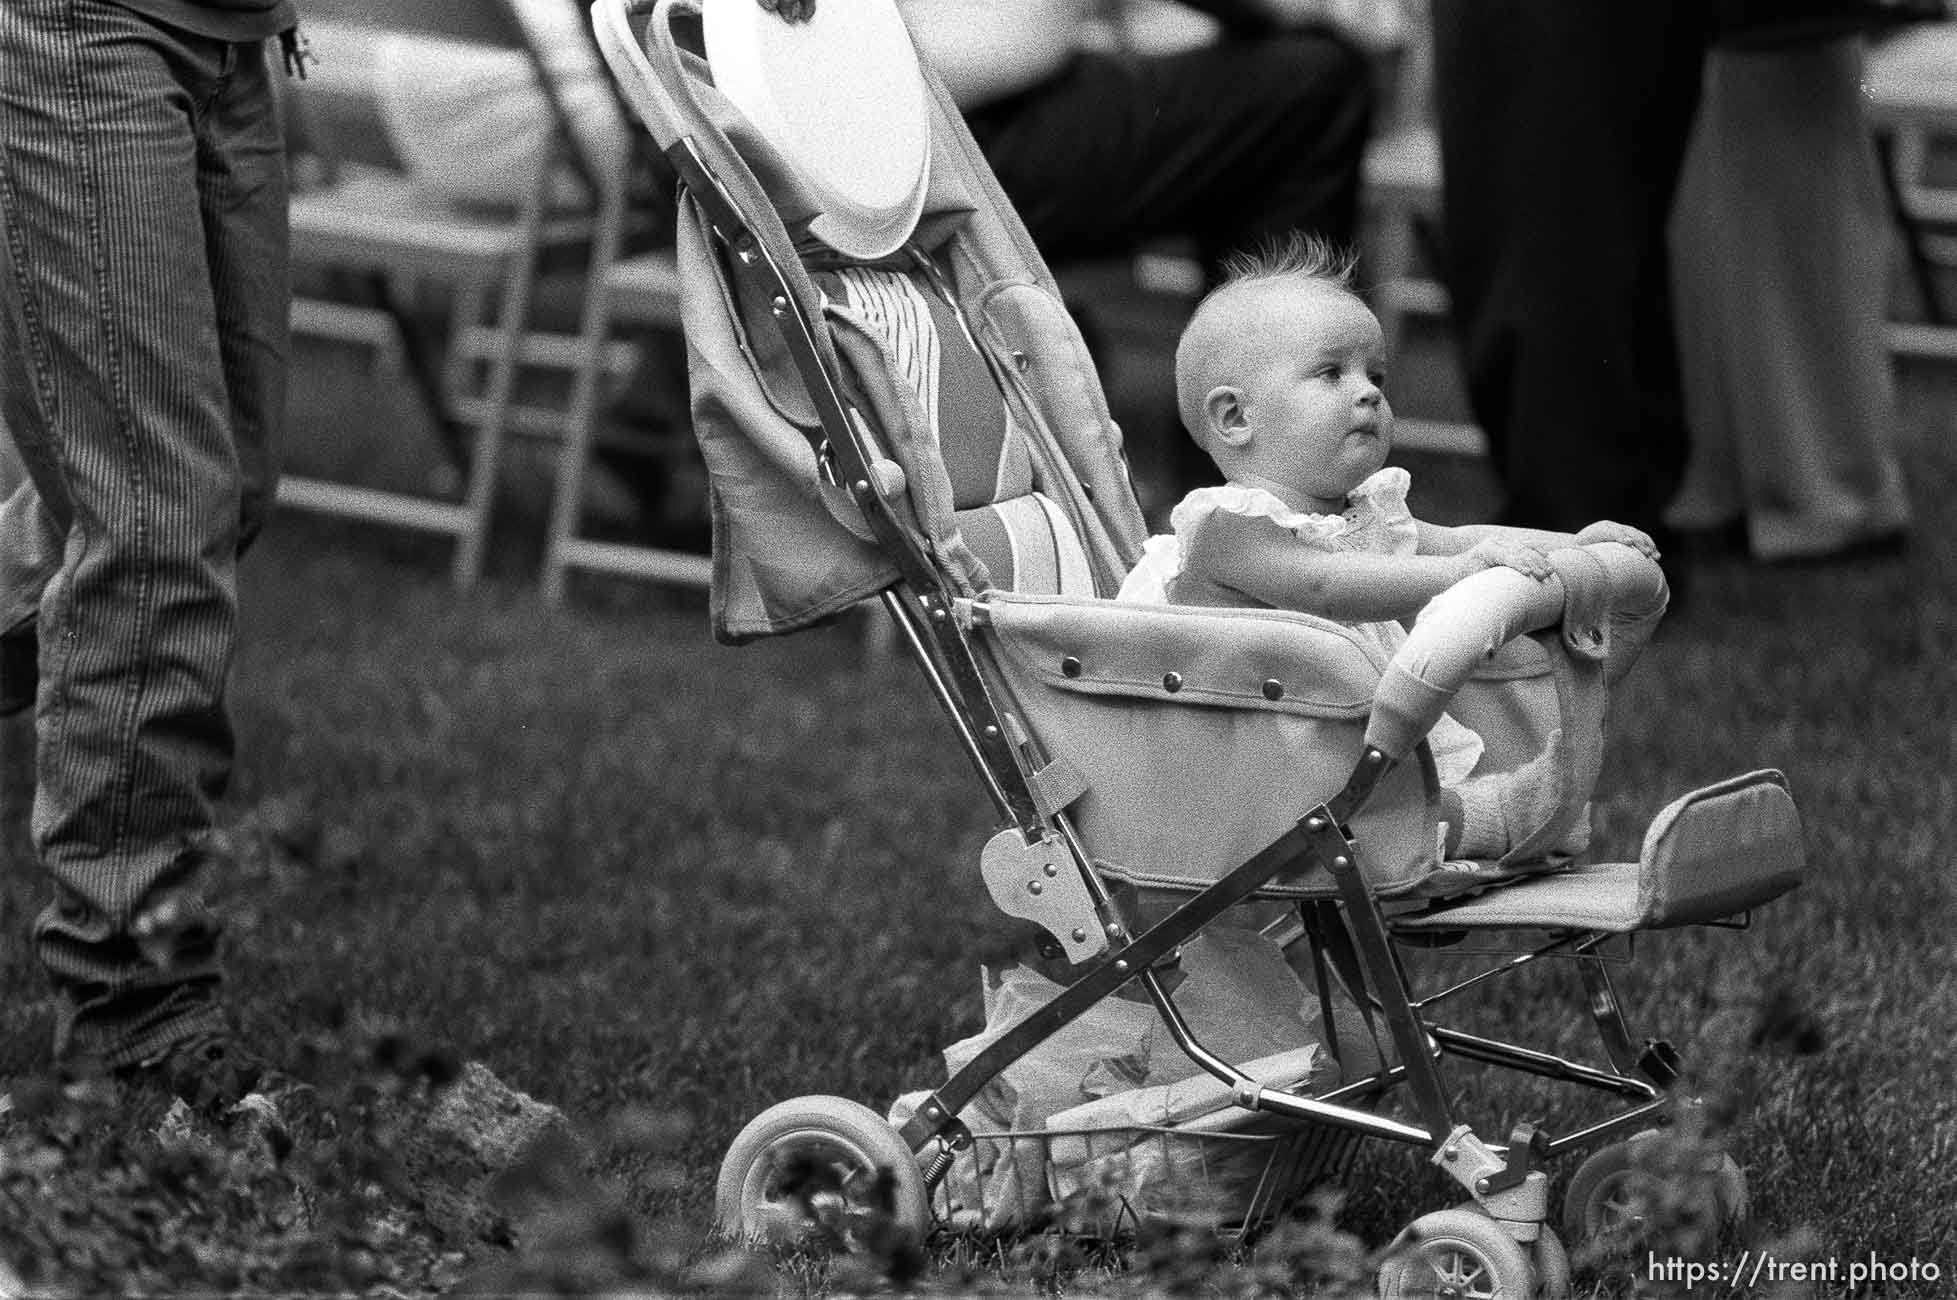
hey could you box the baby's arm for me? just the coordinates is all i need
[1419,519,1576,554]
[1198,510,1493,623]
[1419,519,1661,561]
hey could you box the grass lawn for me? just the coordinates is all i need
[1,331,1954,1295]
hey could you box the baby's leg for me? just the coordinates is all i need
[1440,730,1567,859]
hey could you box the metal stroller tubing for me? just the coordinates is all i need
[590,0,1804,1287]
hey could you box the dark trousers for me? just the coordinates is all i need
[1432,0,1713,536]
[966,31,1373,268]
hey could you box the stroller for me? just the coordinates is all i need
[589,1,1806,1293]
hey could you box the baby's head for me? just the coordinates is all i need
[1175,234,1392,513]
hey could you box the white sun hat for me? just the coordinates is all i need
[702,0,933,260]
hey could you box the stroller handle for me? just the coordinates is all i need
[1362,542,1668,765]
[590,0,697,150]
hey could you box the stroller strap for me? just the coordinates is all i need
[1549,546,1612,662]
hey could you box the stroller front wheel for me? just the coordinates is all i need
[1376,1206,1537,1300]
[715,1095,931,1249]
[1533,1225,1572,1300]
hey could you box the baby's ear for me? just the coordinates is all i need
[1204,386,1253,448]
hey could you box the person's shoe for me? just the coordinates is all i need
[0,621,36,718]
[115,1031,268,1119]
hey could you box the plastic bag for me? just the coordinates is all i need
[890,923,1331,1228]
[1046,1045,1321,1229]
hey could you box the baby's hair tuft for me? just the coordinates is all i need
[1218,230,1360,292]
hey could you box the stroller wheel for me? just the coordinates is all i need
[1560,1134,1748,1250]
[1376,1206,1536,1299]
[1533,1225,1572,1299]
[714,1095,930,1249]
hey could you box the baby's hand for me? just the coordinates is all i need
[1462,538,1555,582]
[1576,520,1661,560]
[757,0,815,22]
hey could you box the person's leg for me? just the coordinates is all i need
[0,0,282,1070]
[0,176,63,716]
[1671,40,1909,561]
[203,33,291,558]
[966,31,1373,265]
[1432,0,1709,538]
[1664,70,1748,548]
[0,480,57,719]
[0,478,60,633]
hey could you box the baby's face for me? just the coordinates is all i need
[1233,282,1392,510]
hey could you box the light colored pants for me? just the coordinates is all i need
[1668,38,1912,559]
[0,0,288,1066]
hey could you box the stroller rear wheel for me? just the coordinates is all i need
[1376,1206,1537,1299]
[715,1095,930,1248]
[1560,1132,1748,1250]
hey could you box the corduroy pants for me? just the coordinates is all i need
[0,0,287,1067]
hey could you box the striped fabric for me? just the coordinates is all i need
[826,263,1096,595]
[829,265,1033,509]
[956,493,1095,596]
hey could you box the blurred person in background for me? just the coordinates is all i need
[1666,34,1912,563]
[1432,2,1931,592]
[1,0,301,1113]
[894,0,1381,271]
[1429,1,1712,572]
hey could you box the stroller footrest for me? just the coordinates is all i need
[1390,861,1654,932]
[1392,769,1804,933]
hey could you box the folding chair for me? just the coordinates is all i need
[1865,22,1957,363]
[540,219,698,599]
[280,0,637,586]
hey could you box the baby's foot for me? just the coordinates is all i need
[1449,729,1566,859]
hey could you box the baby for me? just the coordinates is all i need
[1118,234,1660,860]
